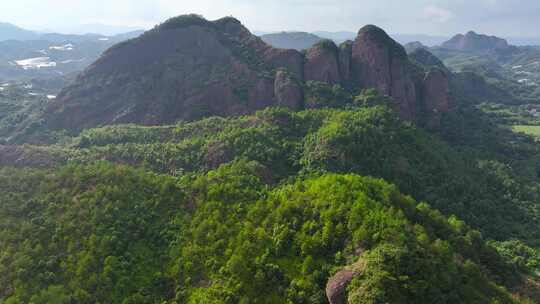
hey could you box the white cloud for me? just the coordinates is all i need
[422,5,454,23]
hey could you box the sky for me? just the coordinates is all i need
[1,0,540,37]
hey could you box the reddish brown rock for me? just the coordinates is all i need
[304,40,341,85]
[45,15,304,130]
[326,269,355,304]
[44,15,454,131]
[351,25,417,120]
[421,68,450,129]
[339,41,353,84]
[274,69,303,110]
[263,48,305,80]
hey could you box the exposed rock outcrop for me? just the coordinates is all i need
[304,40,341,85]
[326,269,354,304]
[351,25,418,120]
[46,15,304,130]
[274,69,303,110]
[326,257,365,304]
[45,15,453,131]
[338,41,353,84]
[420,68,450,129]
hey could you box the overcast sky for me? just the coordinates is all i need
[2,0,540,37]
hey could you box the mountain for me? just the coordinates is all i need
[431,31,540,102]
[442,31,513,53]
[313,31,449,47]
[260,31,323,50]
[0,22,39,41]
[1,15,539,304]
[46,15,450,131]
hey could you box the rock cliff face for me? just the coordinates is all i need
[46,16,452,130]
[420,68,451,129]
[274,69,303,110]
[326,269,354,304]
[46,15,304,129]
[338,41,353,84]
[349,25,431,121]
[304,40,341,85]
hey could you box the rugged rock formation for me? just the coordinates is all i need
[338,41,353,84]
[274,69,303,110]
[46,15,304,130]
[45,16,452,131]
[326,269,354,304]
[351,25,418,120]
[304,40,341,85]
[420,68,450,129]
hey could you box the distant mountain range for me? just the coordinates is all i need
[49,23,145,36]
[0,22,144,83]
[260,32,323,50]
[259,30,540,49]
[0,22,40,41]
[0,22,144,41]
[257,31,451,51]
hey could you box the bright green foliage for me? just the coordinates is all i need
[304,81,351,108]
[491,240,540,275]
[11,105,539,246]
[174,169,520,303]
[0,161,527,303]
[1,104,539,303]
[0,163,185,303]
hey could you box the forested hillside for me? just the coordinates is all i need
[0,15,539,304]
[1,102,539,303]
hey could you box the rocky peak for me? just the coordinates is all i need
[274,69,304,110]
[351,24,417,120]
[45,16,453,131]
[356,25,408,59]
[47,15,298,129]
[419,67,451,129]
[338,41,353,84]
[304,40,341,85]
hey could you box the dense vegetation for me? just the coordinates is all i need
[1,100,539,302]
[0,161,533,303]
[26,104,537,246]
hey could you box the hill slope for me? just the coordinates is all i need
[1,104,539,303]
